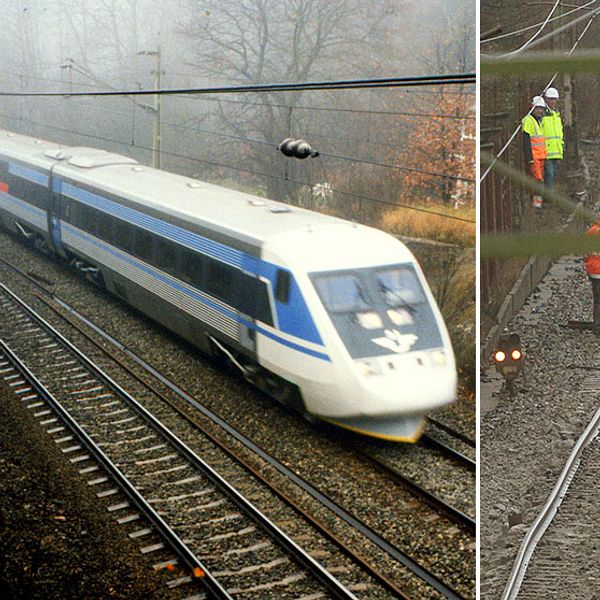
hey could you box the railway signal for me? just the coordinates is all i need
[493,333,523,393]
[277,138,319,159]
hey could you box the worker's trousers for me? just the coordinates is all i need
[544,159,560,189]
[530,159,545,208]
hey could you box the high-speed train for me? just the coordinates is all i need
[0,129,456,442]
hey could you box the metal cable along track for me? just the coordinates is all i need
[0,283,358,600]
[501,400,600,599]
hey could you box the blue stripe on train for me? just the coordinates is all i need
[62,224,331,362]
[62,182,248,270]
[2,167,325,348]
[9,163,49,186]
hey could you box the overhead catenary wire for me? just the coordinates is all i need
[480,8,599,183]
[494,0,562,57]
[510,4,600,55]
[0,70,475,120]
[23,94,472,184]
[481,0,597,44]
[0,111,475,227]
[0,73,475,98]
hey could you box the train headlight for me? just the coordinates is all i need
[430,351,447,366]
[357,359,383,376]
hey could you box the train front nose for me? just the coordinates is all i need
[352,350,457,417]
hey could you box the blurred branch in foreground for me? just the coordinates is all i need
[481,50,600,76]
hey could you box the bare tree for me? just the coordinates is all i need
[178,0,404,202]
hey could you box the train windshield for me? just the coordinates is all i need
[311,264,443,359]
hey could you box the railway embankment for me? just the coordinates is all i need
[0,380,173,600]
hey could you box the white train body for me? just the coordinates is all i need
[0,129,456,442]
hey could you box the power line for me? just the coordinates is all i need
[0,112,475,226]
[480,9,598,182]
[496,0,561,57]
[490,6,600,58]
[0,70,475,121]
[481,0,597,44]
[29,95,473,184]
[0,73,475,98]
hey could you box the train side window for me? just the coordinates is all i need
[34,184,48,209]
[275,269,290,304]
[155,237,176,274]
[97,212,114,242]
[206,258,233,302]
[60,199,71,222]
[114,219,133,253]
[134,228,154,262]
[82,205,97,235]
[179,249,204,287]
[70,202,82,228]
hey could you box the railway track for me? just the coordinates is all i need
[501,371,600,599]
[0,284,362,600]
[48,287,476,537]
[0,250,475,599]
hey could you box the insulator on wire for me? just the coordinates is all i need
[278,138,319,159]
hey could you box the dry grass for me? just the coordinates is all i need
[380,204,476,247]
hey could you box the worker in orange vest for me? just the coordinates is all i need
[584,218,600,332]
[522,96,547,209]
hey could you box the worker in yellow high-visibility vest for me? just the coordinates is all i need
[542,87,564,190]
[522,96,547,209]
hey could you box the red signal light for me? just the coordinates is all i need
[511,349,522,361]
[494,350,506,363]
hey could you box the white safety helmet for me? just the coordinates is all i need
[544,87,559,99]
[531,95,547,108]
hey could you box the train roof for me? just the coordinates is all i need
[0,129,358,248]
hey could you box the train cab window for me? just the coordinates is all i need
[275,269,290,304]
[237,276,274,326]
[134,229,154,262]
[376,267,426,308]
[114,219,133,253]
[206,259,233,302]
[155,237,176,274]
[313,273,371,313]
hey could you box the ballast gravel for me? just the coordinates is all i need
[481,255,600,599]
[0,229,475,599]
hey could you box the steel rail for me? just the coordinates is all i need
[0,257,469,599]
[501,401,600,600]
[35,292,413,600]
[357,448,475,535]
[420,433,476,472]
[426,416,476,448]
[0,339,227,599]
[0,284,358,600]
[45,292,465,600]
